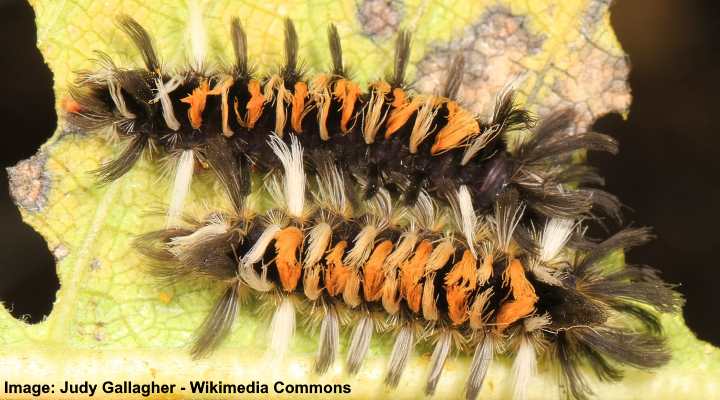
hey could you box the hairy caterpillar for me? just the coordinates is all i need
[64,12,682,400]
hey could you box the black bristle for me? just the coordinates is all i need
[390,30,412,88]
[282,18,300,82]
[117,15,160,72]
[442,54,465,99]
[203,135,248,212]
[328,24,344,76]
[555,331,595,400]
[610,302,664,334]
[230,17,249,79]
[492,88,533,132]
[577,327,671,369]
[577,227,655,273]
[92,134,148,183]
[191,283,242,359]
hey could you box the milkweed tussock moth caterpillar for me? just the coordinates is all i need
[64,12,682,400]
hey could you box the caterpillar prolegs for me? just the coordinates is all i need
[65,13,682,400]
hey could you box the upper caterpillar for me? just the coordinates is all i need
[66,16,618,227]
[66,14,680,400]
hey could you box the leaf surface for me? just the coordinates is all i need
[3,0,718,398]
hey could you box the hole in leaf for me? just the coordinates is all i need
[0,1,58,322]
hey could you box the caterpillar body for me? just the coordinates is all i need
[65,13,682,400]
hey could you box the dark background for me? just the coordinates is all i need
[0,0,718,346]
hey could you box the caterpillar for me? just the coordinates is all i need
[64,13,682,400]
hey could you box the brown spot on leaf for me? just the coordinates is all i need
[94,323,105,341]
[582,0,612,35]
[52,244,69,261]
[7,152,50,213]
[539,41,630,131]
[415,7,545,116]
[416,4,630,132]
[357,0,404,39]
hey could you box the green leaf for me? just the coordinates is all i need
[3,0,718,398]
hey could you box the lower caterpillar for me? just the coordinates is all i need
[135,126,680,400]
[62,10,682,400]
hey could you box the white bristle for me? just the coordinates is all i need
[274,83,289,138]
[384,231,418,271]
[495,198,526,253]
[342,271,362,308]
[314,306,340,374]
[367,188,396,226]
[187,0,207,71]
[107,79,136,119]
[523,313,552,332]
[314,161,349,216]
[529,266,563,286]
[410,190,438,230]
[409,97,439,154]
[304,222,332,269]
[465,334,494,400]
[241,224,282,268]
[422,273,438,321]
[268,297,295,361]
[303,264,323,301]
[510,335,537,400]
[166,149,195,228]
[385,325,414,387]
[425,330,452,395]
[239,218,285,291]
[539,218,575,262]
[168,218,228,257]
[362,87,389,144]
[425,239,454,272]
[461,124,500,166]
[457,185,478,259]
[238,263,274,292]
[344,225,378,268]
[346,315,374,375]
[381,271,401,315]
[267,134,306,218]
[154,76,182,131]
